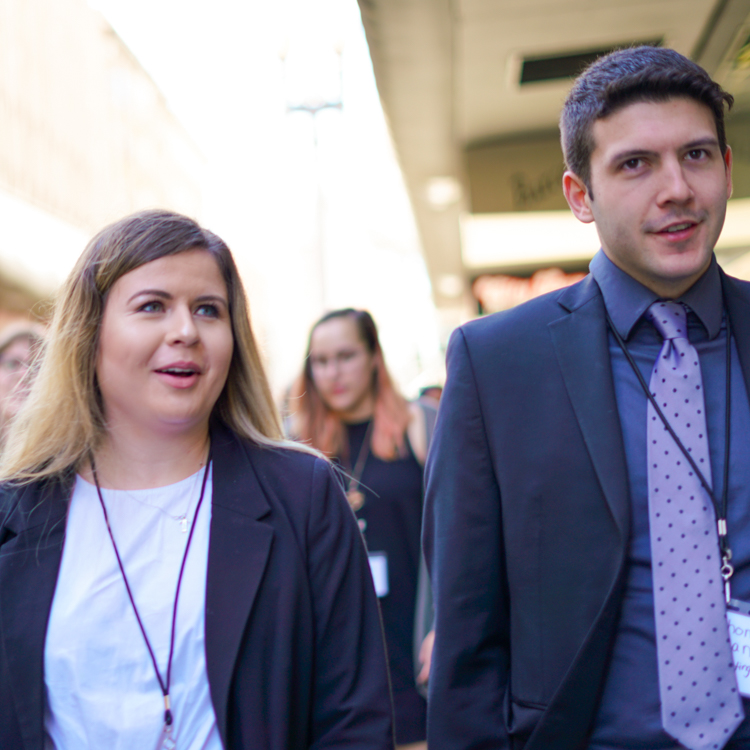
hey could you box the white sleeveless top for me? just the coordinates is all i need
[44,465,223,750]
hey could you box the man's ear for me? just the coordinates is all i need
[725,145,733,200]
[563,171,594,223]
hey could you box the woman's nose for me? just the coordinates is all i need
[167,307,199,345]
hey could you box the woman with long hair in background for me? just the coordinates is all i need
[0,211,393,750]
[289,308,435,750]
[0,321,45,447]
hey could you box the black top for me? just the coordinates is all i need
[343,420,426,744]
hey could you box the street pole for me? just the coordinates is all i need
[281,45,343,315]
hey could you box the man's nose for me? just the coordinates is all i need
[657,157,693,205]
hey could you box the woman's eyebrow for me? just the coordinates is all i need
[195,294,228,307]
[127,289,170,304]
[126,291,228,307]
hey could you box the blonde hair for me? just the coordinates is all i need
[1,209,303,483]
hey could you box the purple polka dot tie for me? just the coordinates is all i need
[647,301,743,750]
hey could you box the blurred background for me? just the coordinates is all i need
[3,0,750,399]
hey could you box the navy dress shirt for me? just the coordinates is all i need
[588,251,750,749]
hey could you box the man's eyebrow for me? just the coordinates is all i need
[608,148,658,164]
[682,137,721,150]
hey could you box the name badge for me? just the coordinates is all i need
[368,551,389,598]
[727,600,750,697]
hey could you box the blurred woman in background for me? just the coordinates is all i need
[289,308,435,750]
[0,321,44,446]
[0,211,393,750]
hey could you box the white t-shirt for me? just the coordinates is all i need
[44,465,223,750]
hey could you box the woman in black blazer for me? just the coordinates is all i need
[0,210,393,750]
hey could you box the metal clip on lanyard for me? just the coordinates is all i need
[606,309,734,602]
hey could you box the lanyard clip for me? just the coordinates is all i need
[721,545,734,605]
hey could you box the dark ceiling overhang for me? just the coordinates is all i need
[358,0,750,330]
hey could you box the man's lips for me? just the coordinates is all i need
[656,220,698,233]
[646,216,704,243]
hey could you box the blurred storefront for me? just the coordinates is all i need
[358,0,750,340]
[0,0,203,322]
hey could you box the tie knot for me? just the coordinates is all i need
[647,301,688,341]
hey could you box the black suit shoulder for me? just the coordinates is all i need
[459,273,602,351]
[448,273,605,397]
[241,439,329,491]
[0,474,71,548]
[221,433,342,519]
[722,268,750,303]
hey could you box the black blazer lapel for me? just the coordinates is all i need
[0,480,69,750]
[548,276,630,540]
[528,277,630,750]
[721,271,750,400]
[204,426,274,747]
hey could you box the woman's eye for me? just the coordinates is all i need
[138,301,163,313]
[195,303,220,318]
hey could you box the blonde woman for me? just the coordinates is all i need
[0,210,393,750]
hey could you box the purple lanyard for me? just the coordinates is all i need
[91,450,212,743]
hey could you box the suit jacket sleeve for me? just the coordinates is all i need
[306,458,395,750]
[0,488,25,747]
[423,327,511,750]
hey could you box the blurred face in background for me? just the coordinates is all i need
[0,336,36,430]
[309,316,376,423]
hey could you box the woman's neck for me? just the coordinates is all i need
[336,394,375,424]
[83,423,210,490]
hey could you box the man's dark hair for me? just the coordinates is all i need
[560,46,734,190]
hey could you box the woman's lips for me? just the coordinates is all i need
[154,363,201,389]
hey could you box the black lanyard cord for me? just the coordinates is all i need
[91,449,212,731]
[723,310,732,530]
[605,310,732,556]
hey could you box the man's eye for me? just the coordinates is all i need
[686,148,707,160]
[621,158,643,170]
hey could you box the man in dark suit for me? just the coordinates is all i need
[423,46,750,750]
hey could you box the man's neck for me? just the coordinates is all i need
[600,249,712,299]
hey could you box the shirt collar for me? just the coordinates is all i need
[589,250,723,340]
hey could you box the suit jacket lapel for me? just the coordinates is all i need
[204,425,274,747]
[526,276,630,750]
[0,480,69,750]
[548,276,630,539]
[527,270,750,750]
[721,271,750,400]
